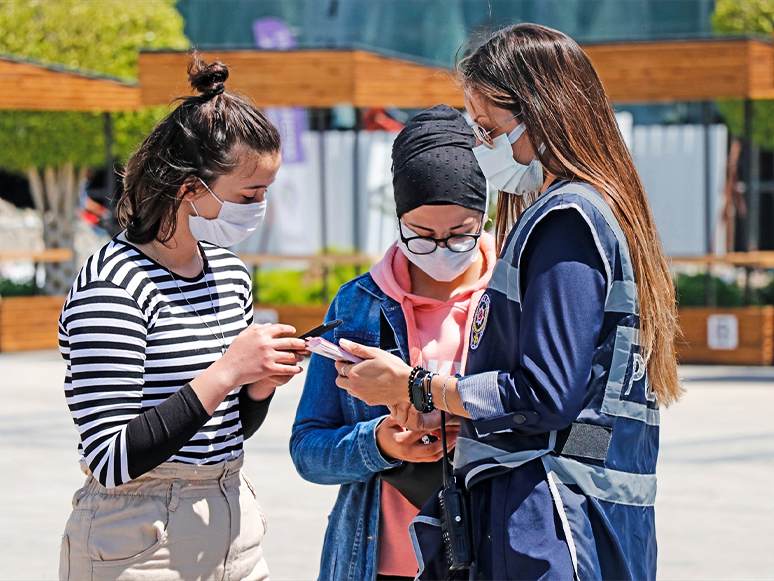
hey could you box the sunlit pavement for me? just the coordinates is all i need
[0,351,772,580]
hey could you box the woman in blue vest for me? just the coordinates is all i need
[333,24,682,580]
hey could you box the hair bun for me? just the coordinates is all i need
[187,51,229,97]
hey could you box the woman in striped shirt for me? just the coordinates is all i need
[57,54,305,581]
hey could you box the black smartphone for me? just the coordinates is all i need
[298,319,343,339]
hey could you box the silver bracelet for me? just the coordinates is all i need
[442,375,456,413]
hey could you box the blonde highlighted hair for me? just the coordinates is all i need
[459,24,682,406]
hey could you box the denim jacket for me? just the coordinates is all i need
[290,273,410,581]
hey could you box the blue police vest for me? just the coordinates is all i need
[453,181,659,578]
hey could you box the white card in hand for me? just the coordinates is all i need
[306,337,363,363]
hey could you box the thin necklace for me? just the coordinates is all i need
[151,240,228,355]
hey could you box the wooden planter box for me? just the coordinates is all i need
[0,295,66,352]
[253,303,330,336]
[5,296,770,367]
[676,306,774,365]
[0,297,330,353]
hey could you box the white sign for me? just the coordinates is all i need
[707,314,739,350]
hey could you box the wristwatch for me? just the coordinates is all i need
[409,368,435,413]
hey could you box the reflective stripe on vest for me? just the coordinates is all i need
[545,455,657,507]
[487,185,639,315]
[454,435,657,507]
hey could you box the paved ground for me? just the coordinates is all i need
[0,351,772,580]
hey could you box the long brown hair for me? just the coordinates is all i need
[459,24,682,406]
[117,52,281,244]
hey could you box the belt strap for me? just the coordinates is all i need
[554,422,612,462]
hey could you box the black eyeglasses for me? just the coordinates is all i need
[399,222,483,255]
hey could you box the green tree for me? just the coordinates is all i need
[712,0,774,148]
[0,0,188,293]
[712,0,774,36]
[0,0,188,80]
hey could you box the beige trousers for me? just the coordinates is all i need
[59,455,269,581]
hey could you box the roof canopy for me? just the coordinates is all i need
[583,38,774,103]
[0,55,140,111]
[4,37,772,113]
[139,49,463,108]
[140,39,774,109]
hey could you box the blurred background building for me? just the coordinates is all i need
[178,0,732,261]
[1,0,774,325]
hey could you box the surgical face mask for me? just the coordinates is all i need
[396,221,481,283]
[472,123,544,196]
[188,177,267,247]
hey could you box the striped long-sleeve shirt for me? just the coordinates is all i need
[59,234,256,488]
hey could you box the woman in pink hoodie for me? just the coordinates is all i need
[290,105,495,581]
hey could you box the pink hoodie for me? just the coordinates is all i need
[369,232,496,576]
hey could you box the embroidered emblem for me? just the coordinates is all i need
[470,293,491,351]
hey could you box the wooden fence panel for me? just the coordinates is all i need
[676,306,774,365]
[0,295,65,352]
[3,296,773,368]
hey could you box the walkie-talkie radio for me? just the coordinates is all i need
[438,411,473,571]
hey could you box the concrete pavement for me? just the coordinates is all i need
[0,351,772,580]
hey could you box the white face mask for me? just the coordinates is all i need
[188,177,267,247]
[396,221,482,283]
[473,123,544,196]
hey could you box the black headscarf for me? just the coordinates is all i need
[392,104,486,217]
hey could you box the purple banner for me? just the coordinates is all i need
[253,17,307,164]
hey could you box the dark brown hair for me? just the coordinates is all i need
[117,52,281,244]
[459,24,681,406]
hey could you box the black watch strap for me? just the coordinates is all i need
[410,372,427,412]
[408,368,435,413]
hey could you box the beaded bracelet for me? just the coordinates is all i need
[408,367,437,413]
[407,365,424,403]
[424,372,436,413]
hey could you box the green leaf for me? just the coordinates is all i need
[713,1,774,148]
[712,0,774,35]
[0,0,189,80]
[0,0,189,170]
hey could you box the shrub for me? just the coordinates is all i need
[674,272,774,307]
[253,263,371,305]
[0,277,35,297]
[674,273,744,307]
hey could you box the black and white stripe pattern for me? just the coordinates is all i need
[59,235,253,488]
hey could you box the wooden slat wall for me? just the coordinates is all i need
[670,251,774,268]
[353,51,463,108]
[0,58,140,111]
[140,40,774,110]
[139,50,462,108]
[3,295,773,366]
[748,40,774,99]
[0,248,73,263]
[0,297,329,352]
[140,51,357,108]
[7,38,774,113]
[676,306,774,365]
[583,39,774,103]
[0,295,65,352]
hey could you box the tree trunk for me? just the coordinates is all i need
[27,163,87,295]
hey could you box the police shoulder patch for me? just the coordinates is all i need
[470,292,490,351]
